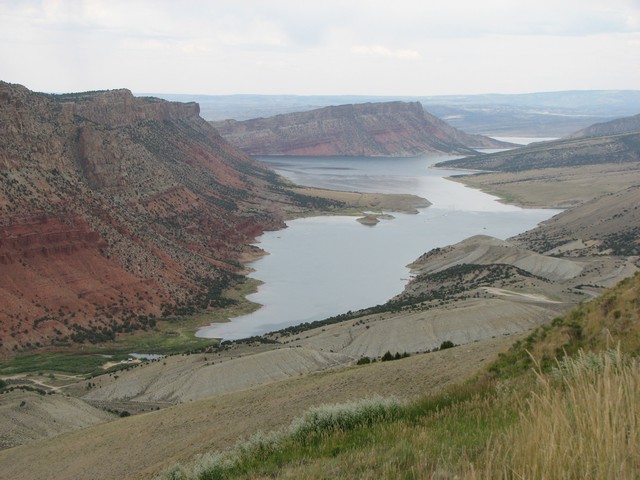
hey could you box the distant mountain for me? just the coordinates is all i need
[0,82,311,355]
[210,101,511,157]
[150,90,640,136]
[566,113,640,139]
[436,132,640,172]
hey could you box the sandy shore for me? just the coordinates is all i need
[290,186,431,215]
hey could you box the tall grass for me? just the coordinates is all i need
[163,348,640,480]
[474,348,640,479]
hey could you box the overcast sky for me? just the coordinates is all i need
[1,0,639,96]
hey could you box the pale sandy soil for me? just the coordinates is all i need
[291,186,431,214]
[0,389,115,450]
[483,287,564,303]
[278,298,565,359]
[0,334,522,480]
[82,347,354,404]
[408,235,586,281]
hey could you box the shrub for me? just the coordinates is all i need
[381,351,394,362]
[439,340,456,350]
[162,396,404,480]
[288,396,404,440]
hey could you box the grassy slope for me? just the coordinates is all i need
[0,335,519,480]
[165,272,640,479]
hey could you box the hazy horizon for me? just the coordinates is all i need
[1,1,638,97]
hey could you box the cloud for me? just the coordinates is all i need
[351,45,421,60]
[0,0,638,95]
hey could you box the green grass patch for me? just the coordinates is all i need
[1,278,264,377]
[0,351,128,376]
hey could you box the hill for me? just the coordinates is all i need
[437,125,640,257]
[0,82,334,355]
[154,90,640,136]
[436,131,640,172]
[211,101,511,157]
[566,113,640,139]
[2,87,640,479]
[4,265,635,479]
[512,184,640,256]
[160,272,640,480]
[0,334,520,480]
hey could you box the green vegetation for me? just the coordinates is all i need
[164,272,640,480]
[0,278,267,376]
[0,351,124,376]
[601,226,640,255]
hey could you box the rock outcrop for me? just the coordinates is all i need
[211,101,512,157]
[0,82,312,355]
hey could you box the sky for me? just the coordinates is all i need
[1,0,639,96]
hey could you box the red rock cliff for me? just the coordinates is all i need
[0,81,302,355]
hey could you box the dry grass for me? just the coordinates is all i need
[473,348,640,479]
[451,162,640,208]
[165,347,640,480]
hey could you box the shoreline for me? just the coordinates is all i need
[198,170,559,341]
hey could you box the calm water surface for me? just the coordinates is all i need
[197,155,560,340]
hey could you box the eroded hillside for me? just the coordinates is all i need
[0,82,332,355]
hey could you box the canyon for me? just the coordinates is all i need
[0,82,339,355]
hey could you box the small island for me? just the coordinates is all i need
[356,213,396,226]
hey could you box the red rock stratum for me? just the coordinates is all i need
[0,82,310,355]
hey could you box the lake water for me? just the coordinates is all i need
[197,154,561,340]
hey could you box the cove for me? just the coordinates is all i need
[197,155,561,340]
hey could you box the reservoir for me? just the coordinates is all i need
[197,155,561,340]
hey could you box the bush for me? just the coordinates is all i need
[289,396,404,440]
[439,340,456,350]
